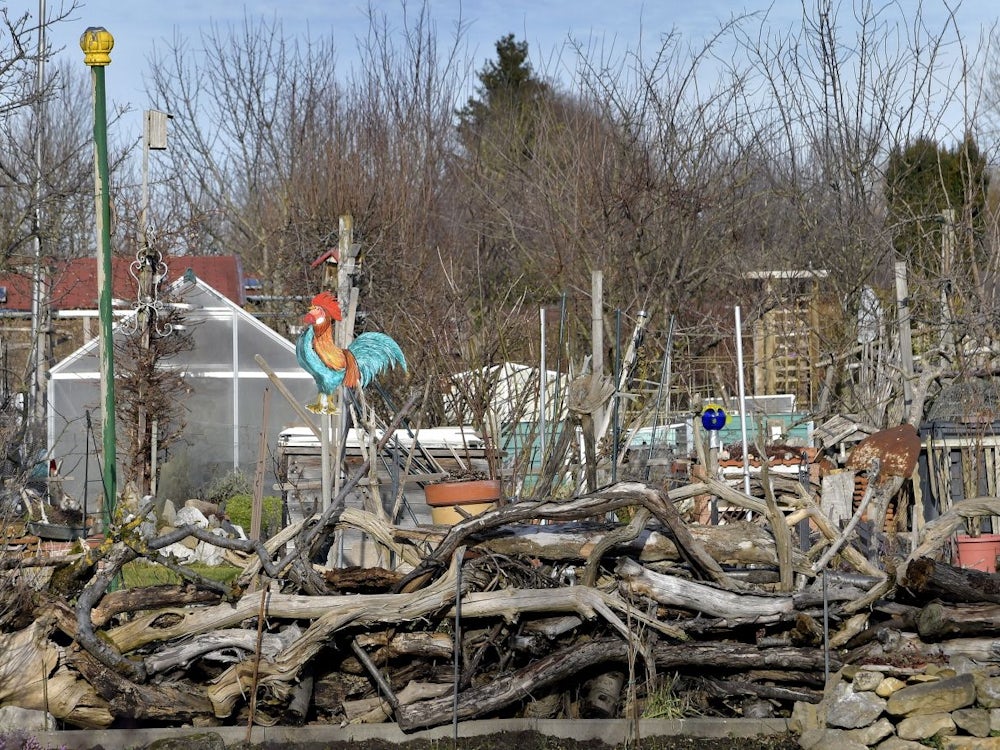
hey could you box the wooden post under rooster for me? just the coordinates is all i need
[296,291,406,414]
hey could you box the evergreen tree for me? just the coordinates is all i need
[885,134,989,276]
[457,34,550,160]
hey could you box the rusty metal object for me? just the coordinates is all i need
[846,423,920,479]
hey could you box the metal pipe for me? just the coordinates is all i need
[611,310,621,483]
[823,569,830,683]
[83,411,90,538]
[452,556,463,741]
[31,0,47,423]
[539,307,546,461]
[646,315,675,477]
[81,27,117,522]
[734,306,751,496]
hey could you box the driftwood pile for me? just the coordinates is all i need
[1,432,999,734]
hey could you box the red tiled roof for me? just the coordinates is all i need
[0,255,245,312]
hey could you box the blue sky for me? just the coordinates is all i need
[29,0,1000,141]
[46,0,797,106]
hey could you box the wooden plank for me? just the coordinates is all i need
[273,472,448,491]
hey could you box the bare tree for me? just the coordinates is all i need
[696,0,991,425]
[0,4,93,509]
[144,2,473,411]
[145,15,349,327]
[132,0,997,438]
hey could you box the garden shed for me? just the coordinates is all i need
[46,271,316,513]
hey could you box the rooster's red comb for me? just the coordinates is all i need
[311,291,342,321]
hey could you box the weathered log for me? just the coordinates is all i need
[839,573,892,616]
[848,629,1000,665]
[455,584,686,641]
[355,631,453,661]
[829,612,870,648]
[143,627,300,676]
[746,669,826,687]
[659,641,833,671]
[701,676,823,704]
[312,670,371,715]
[0,551,87,569]
[902,556,1000,604]
[287,670,314,723]
[616,558,794,620]
[512,616,583,652]
[477,520,795,568]
[0,620,113,729]
[792,578,879,608]
[916,601,1000,641]
[521,615,584,637]
[760,459,794,591]
[92,584,222,627]
[343,680,452,723]
[396,639,617,731]
[68,649,213,723]
[323,564,402,593]
[396,638,835,731]
[108,573,461,654]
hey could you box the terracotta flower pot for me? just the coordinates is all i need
[954,534,1000,573]
[424,479,501,525]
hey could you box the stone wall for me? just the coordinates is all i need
[793,663,1000,748]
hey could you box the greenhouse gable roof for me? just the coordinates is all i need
[49,271,300,377]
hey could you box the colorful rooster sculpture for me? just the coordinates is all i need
[296,291,406,414]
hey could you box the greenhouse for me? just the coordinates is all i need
[47,271,316,514]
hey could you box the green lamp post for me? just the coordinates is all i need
[80,27,117,526]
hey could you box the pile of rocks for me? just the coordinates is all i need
[133,497,247,566]
[793,663,1000,748]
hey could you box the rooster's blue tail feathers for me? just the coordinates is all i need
[349,332,406,388]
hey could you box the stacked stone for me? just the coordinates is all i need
[793,663,1000,749]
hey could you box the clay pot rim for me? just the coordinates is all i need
[424,479,501,507]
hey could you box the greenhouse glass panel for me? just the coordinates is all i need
[185,311,234,371]
[237,308,301,372]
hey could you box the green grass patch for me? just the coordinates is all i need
[224,493,282,539]
[121,559,241,588]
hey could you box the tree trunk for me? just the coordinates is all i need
[916,601,1000,641]
[0,621,113,728]
[902,556,1000,604]
[92,584,223,627]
